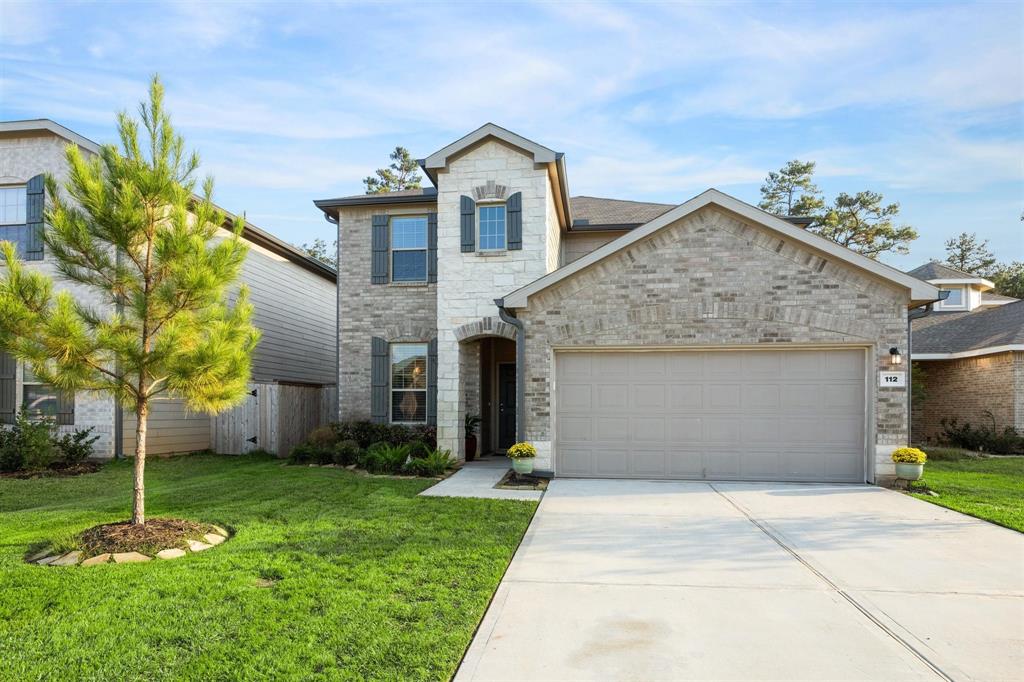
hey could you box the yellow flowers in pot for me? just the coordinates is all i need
[506,442,537,459]
[891,447,927,464]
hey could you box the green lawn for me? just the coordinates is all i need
[909,456,1024,532]
[0,454,537,681]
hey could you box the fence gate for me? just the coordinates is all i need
[212,386,262,454]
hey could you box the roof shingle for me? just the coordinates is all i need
[913,300,1024,354]
[907,261,985,280]
[569,196,675,229]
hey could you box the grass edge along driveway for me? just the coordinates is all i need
[909,455,1023,533]
[0,454,537,681]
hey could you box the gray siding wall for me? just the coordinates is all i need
[224,235,337,385]
[123,398,211,455]
[561,230,627,266]
[336,204,438,421]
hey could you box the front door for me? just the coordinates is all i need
[498,363,516,450]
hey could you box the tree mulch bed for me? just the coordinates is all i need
[496,470,548,491]
[76,518,219,556]
[1,461,102,480]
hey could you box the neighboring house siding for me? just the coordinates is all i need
[122,399,211,455]
[337,203,437,421]
[561,231,623,266]
[913,351,1022,443]
[224,234,336,385]
[517,206,909,479]
[0,132,117,456]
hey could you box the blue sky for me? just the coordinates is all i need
[2,0,1021,270]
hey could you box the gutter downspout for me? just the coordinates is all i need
[495,299,525,443]
[325,210,340,421]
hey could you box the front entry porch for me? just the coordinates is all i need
[473,336,517,457]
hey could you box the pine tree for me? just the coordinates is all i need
[758,160,825,217]
[302,237,337,267]
[813,191,918,259]
[943,232,996,275]
[363,146,422,194]
[0,76,259,525]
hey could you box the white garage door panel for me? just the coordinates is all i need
[555,349,867,483]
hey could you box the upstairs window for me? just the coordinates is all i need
[478,204,506,251]
[391,216,427,282]
[391,343,427,423]
[0,186,26,225]
[938,287,965,310]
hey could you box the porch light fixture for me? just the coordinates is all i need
[889,347,902,365]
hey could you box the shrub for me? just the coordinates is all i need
[332,421,437,449]
[332,439,362,466]
[0,410,59,472]
[307,425,338,449]
[892,447,927,464]
[54,428,100,465]
[506,442,537,459]
[940,418,1024,454]
[409,424,437,449]
[289,443,321,465]
[407,440,432,459]
[360,443,411,474]
[0,428,20,473]
[403,448,455,477]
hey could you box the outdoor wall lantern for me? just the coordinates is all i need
[889,347,903,365]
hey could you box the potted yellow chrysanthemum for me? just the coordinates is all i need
[506,442,537,475]
[892,447,927,481]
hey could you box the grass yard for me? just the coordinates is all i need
[909,456,1024,532]
[0,454,537,681]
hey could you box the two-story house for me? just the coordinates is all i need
[1,119,337,459]
[316,124,938,483]
[906,262,1023,443]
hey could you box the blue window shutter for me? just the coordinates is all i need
[460,195,475,253]
[371,215,389,284]
[427,212,438,283]
[507,191,522,250]
[427,337,438,426]
[0,352,15,425]
[371,337,389,423]
[25,175,44,261]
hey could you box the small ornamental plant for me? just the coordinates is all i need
[892,447,928,464]
[506,442,537,460]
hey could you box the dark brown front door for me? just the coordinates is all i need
[498,363,516,450]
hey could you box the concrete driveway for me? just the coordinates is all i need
[456,480,1024,681]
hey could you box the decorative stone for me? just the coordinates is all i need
[36,555,60,565]
[156,548,186,560]
[112,552,151,563]
[50,551,83,566]
[210,525,228,537]
[203,533,226,546]
[27,548,52,562]
[188,540,213,552]
[81,553,111,566]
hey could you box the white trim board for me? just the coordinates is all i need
[913,345,1024,360]
[502,189,939,309]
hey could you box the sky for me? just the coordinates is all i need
[1,0,1022,270]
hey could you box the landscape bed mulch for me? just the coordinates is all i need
[76,518,216,556]
[496,470,548,491]
[1,461,102,480]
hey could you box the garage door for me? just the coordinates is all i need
[555,349,866,482]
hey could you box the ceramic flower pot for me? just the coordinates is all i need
[895,462,924,481]
[511,458,534,475]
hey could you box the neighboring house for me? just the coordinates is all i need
[316,123,937,483]
[0,119,337,458]
[907,262,1023,443]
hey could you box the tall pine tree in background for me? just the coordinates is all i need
[758,160,825,217]
[363,146,422,194]
[0,76,259,525]
[943,232,996,275]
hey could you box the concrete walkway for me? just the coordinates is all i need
[419,457,542,501]
[457,479,1024,681]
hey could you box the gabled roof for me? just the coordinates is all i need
[419,123,572,228]
[982,292,1019,304]
[907,261,994,289]
[314,188,438,211]
[570,196,674,230]
[0,119,335,281]
[913,300,1024,357]
[502,188,940,309]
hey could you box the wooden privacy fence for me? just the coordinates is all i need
[213,382,337,458]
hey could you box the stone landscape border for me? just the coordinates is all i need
[28,525,231,566]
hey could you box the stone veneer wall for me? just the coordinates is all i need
[434,139,559,457]
[912,351,1021,444]
[516,206,910,481]
[336,203,438,421]
[0,132,117,456]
